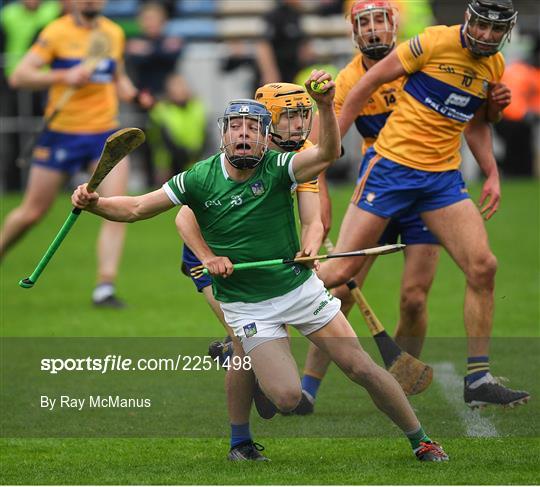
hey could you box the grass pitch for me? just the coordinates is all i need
[1,180,538,484]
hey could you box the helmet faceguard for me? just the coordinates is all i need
[464,0,517,57]
[255,83,314,151]
[350,0,399,60]
[218,99,271,170]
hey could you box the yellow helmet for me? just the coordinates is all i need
[255,83,313,151]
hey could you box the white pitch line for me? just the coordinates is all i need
[434,361,499,438]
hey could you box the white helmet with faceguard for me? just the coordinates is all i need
[218,99,272,170]
[351,0,399,60]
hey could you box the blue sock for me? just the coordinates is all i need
[230,423,251,448]
[301,374,322,399]
[466,356,490,385]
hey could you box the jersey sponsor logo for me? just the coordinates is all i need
[230,195,243,206]
[444,93,471,107]
[405,72,484,123]
[243,322,257,337]
[424,96,475,123]
[204,199,222,208]
[90,59,115,83]
[250,181,265,196]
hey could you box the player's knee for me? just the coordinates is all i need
[272,386,302,412]
[468,252,498,289]
[340,351,378,386]
[330,264,356,289]
[24,206,48,226]
[333,286,353,307]
[400,287,427,319]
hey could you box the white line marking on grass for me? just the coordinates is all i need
[434,361,499,438]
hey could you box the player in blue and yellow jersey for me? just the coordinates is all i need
[0,0,152,307]
[297,0,442,415]
[318,0,530,408]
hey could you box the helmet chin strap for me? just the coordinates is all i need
[270,133,305,151]
[363,43,394,60]
[226,153,262,170]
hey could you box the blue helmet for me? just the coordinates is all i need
[219,99,272,170]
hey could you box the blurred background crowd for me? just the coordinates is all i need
[1,0,539,192]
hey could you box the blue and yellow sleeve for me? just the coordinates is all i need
[396,28,436,74]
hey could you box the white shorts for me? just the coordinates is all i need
[220,273,341,354]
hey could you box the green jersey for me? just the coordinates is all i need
[164,150,312,303]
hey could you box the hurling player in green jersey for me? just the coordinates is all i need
[71,70,448,462]
[175,81,325,454]
[177,82,323,346]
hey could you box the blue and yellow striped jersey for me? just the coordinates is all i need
[375,24,504,171]
[31,14,125,134]
[335,54,404,154]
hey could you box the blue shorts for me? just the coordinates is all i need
[356,149,439,246]
[182,244,212,292]
[379,213,438,245]
[353,147,469,220]
[32,129,117,174]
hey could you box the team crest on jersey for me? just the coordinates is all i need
[55,148,68,162]
[230,195,243,206]
[243,322,257,337]
[250,181,265,196]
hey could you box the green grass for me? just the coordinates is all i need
[1,180,539,484]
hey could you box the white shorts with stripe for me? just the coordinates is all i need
[220,273,341,354]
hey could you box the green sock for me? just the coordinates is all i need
[406,426,431,450]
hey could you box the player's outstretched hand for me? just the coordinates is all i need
[72,184,99,210]
[488,82,512,112]
[305,69,336,107]
[204,256,234,278]
[479,172,501,220]
[295,247,320,272]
